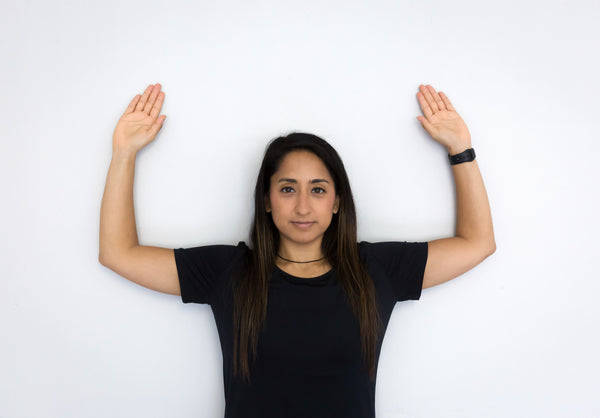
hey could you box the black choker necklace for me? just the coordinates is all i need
[277,254,326,264]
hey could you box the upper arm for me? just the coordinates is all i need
[99,245,181,296]
[362,241,428,302]
[423,237,496,289]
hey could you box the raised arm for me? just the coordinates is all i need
[415,84,496,289]
[98,83,180,295]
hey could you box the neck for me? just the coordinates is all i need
[277,254,325,263]
[277,240,324,263]
[276,239,331,277]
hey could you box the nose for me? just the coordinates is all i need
[295,191,311,216]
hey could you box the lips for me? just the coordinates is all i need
[291,221,315,229]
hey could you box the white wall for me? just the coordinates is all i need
[1,0,598,417]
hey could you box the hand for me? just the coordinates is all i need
[416,84,471,155]
[112,83,166,155]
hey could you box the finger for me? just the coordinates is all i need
[416,115,435,137]
[149,115,166,137]
[417,89,433,119]
[426,85,446,111]
[439,92,455,112]
[124,94,141,115]
[150,91,165,120]
[135,84,154,112]
[419,84,440,114]
[419,84,437,113]
[143,83,162,114]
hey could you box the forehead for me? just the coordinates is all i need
[273,150,332,180]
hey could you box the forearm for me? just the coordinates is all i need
[451,157,496,251]
[99,150,140,263]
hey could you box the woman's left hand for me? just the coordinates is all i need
[416,84,472,155]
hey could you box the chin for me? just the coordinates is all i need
[281,232,324,246]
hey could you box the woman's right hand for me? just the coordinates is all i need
[112,83,167,155]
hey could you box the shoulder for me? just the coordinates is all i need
[175,240,249,256]
[174,241,250,304]
[358,240,429,301]
[174,241,250,272]
[358,240,428,261]
[358,240,429,280]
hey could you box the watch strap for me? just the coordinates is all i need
[448,148,476,165]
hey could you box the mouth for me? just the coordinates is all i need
[291,221,315,229]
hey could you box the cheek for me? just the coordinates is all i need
[326,196,338,211]
[268,194,282,211]
[268,197,289,222]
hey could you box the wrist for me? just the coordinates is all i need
[447,144,472,155]
[112,147,138,163]
[448,147,476,165]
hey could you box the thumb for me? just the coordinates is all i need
[149,115,166,137]
[416,116,435,137]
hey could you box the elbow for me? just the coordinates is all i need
[98,245,135,270]
[465,237,496,259]
[485,240,496,257]
[98,247,117,268]
[98,239,109,266]
[98,251,109,267]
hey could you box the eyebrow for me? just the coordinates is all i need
[277,178,330,184]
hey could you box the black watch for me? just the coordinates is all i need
[448,148,476,165]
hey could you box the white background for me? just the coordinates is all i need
[1,0,599,417]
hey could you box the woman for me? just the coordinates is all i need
[99,83,495,418]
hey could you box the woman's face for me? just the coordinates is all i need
[266,150,340,249]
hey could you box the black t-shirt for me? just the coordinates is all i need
[174,241,428,418]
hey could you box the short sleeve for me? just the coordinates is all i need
[360,241,429,301]
[173,241,248,304]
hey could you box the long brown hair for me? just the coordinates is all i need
[232,132,383,383]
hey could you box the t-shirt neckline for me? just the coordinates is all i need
[274,265,334,283]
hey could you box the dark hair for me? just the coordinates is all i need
[232,132,383,383]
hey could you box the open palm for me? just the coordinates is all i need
[112,84,166,154]
[416,84,471,154]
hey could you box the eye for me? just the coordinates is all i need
[312,187,326,194]
[281,186,295,193]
